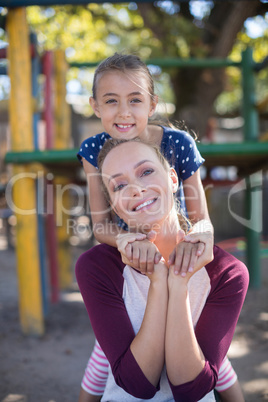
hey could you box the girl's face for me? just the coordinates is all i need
[101,141,178,233]
[90,70,157,140]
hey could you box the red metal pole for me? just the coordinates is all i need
[42,51,59,303]
[42,51,54,149]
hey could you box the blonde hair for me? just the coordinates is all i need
[92,53,155,100]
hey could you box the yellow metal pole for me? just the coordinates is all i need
[54,49,72,289]
[54,176,73,289]
[7,8,44,335]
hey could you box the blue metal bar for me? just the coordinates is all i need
[0,0,156,6]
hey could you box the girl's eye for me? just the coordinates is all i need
[106,99,117,104]
[141,168,154,177]
[131,98,142,103]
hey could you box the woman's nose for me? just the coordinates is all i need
[130,184,146,197]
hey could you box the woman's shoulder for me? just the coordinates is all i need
[207,245,249,289]
[75,244,125,280]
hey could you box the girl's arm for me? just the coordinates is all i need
[83,159,127,246]
[169,169,214,275]
[183,168,211,225]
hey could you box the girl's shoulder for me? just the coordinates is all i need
[161,126,197,150]
[80,131,111,149]
[77,132,111,166]
[162,125,194,141]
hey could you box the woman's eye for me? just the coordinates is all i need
[141,168,154,177]
[114,183,125,192]
[106,99,117,104]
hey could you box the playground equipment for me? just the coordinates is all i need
[2,5,268,335]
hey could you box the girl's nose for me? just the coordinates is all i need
[118,102,131,118]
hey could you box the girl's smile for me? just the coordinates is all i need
[90,71,157,141]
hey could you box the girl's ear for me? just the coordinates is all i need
[169,168,178,193]
[89,97,101,118]
[148,95,158,117]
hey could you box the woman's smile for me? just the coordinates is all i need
[132,197,158,212]
[101,141,178,232]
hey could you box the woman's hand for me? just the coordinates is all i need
[116,232,162,274]
[147,258,169,283]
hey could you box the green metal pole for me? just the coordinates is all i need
[245,172,262,288]
[241,47,259,141]
[242,48,261,287]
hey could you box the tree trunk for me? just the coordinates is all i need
[178,1,261,138]
[139,1,261,139]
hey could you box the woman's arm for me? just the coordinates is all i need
[166,246,249,401]
[83,159,127,246]
[165,270,205,385]
[76,244,168,399]
[130,260,168,386]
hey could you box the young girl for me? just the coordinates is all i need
[76,138,249,402]
[77,53,244,402]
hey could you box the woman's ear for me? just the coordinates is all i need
[169,168,178,193]
[148,95,158,117]
[89,96,101,118]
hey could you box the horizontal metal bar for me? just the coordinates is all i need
[0,0,156,6]
[70,58,241,69]
[4,142,268,165]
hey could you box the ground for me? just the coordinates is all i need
[0,244,268,402]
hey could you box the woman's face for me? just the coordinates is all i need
[101,142,178,233]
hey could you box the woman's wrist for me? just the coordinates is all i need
[168,272,189,295]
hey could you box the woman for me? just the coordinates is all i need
[76,138,249,402]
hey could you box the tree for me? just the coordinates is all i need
[136,1,268,137]
[1,2,267,136]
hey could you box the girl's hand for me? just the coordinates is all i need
[116,232,162,274]
[168,230,214,277]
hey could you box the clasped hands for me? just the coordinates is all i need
[116,227,214,279]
